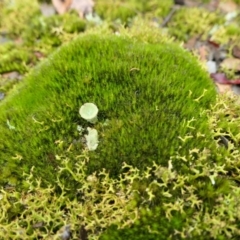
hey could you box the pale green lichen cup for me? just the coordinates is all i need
[79,102,99,123]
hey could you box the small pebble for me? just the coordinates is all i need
[206,60,217,74]
[40,3,56,17]
[0,36,10,44]
[0,92,5,101]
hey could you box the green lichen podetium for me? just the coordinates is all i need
[0,34,218,188]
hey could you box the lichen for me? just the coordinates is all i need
[1,126,240,239]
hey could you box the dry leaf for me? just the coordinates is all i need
[220,58,240,72]
[215,82,232,93]
[198,45,208,62]
[218,0,238,13]
[184,35,199,50]
[206,0,220,11]
[52,0,72,14]
[52,0,94,17]
[34,51,45,59]
[232,45,240,59]
[210,73,240,84]
[211,73,229,84]
[70,0,94,17]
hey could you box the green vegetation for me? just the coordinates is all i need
[0,42,32,74]
[1,0,240,239]
[0,154,140,239]
[168,7,224,41]
[1,106,240,239]
[0,0,40,36]
[100,94,240,240]
[1,0,240,97]
[0,34,217,188]
[95,0,173,22]
[0,0,86,99]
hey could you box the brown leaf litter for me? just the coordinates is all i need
[52,0,94,18]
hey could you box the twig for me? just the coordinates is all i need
[161,5,180,28]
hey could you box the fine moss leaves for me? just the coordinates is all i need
[0,35,217,187]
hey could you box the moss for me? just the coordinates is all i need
[1,0,41,37]
[0,42,33,74]
[0,3,86,94]
[1,91,240,238]
[0,34,218,188]
[134,0,174,19]
[100,209,185,240]
[168,7,224,41]
[62,12,86,33]
[1,145,240,239]
[0,1,240,239]
[118,18,175,44]
[23,12,86,49]
[0,75,21,98]
[95,0,173,22]
[207,94,240,173]
[95,0,138,22]
[211,23,240,44]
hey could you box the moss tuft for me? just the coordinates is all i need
[95,0,173,22]
[0,42,33,74]
[168,7,224,41]
[1,0,41,37]
[0,34,218,188]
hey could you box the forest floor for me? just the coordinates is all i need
[1,1,240,239]
[0,0,240,100]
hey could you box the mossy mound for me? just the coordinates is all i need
[0,34,217,188]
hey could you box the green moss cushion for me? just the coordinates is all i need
[0,35,217,187]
